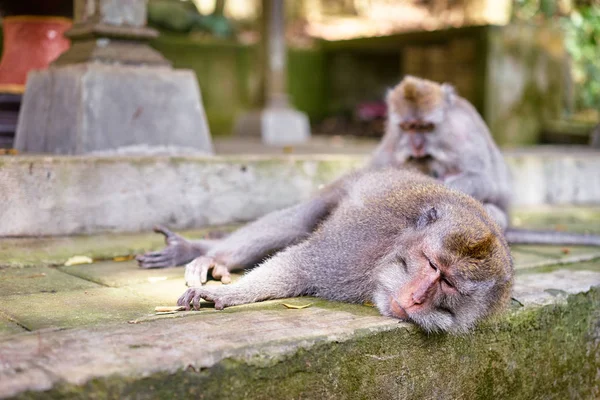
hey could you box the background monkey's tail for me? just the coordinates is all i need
[504,228,600,246]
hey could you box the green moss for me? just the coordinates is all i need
[15,288,600,399]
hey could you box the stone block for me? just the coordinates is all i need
[0,150,599,236]
[0,228,228,267]
[15,63,213,155]
[60,260,185,288]
[0,317,25,337]
[126,274,243,306]
[511,245,600,270]
[0,266,100,296]
[261,107,310,145]
[234,107,311,145]
[0,287,158,330]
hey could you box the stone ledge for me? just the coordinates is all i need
[1,284,599,399]
[0,148,599,236]
[0,208,599,398]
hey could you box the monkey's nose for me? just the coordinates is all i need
[411,293,425,305]
[409,133,426,155]
[390,297,409,320]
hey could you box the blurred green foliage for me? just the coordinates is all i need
[563,6,600,110]
[147,0,234,38]
[513,0,600,112]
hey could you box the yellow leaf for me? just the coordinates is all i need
[64,255,93,266]
[282,303,312,310]
[113,255,134,262]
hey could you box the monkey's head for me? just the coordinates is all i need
[373,195,513,334]
[386,75,456,161]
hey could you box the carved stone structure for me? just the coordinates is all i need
[15,0,213,155]
[234,0,310,146]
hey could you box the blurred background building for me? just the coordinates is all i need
[0,0,598,148]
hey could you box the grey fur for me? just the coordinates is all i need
[373,77,512,230]
[178,169,513,334]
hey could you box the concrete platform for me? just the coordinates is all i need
[0,210,599,399]
[1,144,599,236]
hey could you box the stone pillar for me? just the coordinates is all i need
[234,0,310,146]
[15,0,213,155]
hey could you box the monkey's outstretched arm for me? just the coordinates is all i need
[178,244,311,309]
[136,226,219,269]
[183,180,348,285]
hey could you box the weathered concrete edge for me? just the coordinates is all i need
[1,150,599,236]
[0,310,400,399]
[7,288,600,400]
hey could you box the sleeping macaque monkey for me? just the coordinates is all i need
[174,169,513,333]
[376,76,600,246]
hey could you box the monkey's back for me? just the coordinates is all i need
[301,168,507,303]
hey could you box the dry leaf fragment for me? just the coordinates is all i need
[282,303,312,310]
[155,306,185,313]
[113,255,134,262]
[561,247,571,255]
[64,256,93,266]
[363,302,375,307]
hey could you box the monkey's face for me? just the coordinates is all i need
[385,76,455,164]
[373,207,513,333]
[387,109,437,159]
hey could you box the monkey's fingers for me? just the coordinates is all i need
[136,251,175,269]
[212,265,232,284]
[153,225,173,236]
[185,256,213,287]
[177,288,196,310]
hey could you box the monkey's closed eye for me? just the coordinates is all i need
[441,277,454,288]
[428,259,438,271]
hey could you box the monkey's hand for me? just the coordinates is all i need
[136,226,204,269]
[177,286,234,310]
[185,256,232,286]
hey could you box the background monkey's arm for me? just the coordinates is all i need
[183,177,351,284]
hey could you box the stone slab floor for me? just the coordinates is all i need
[1,208,600,399]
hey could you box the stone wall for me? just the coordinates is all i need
[1,149,599,236]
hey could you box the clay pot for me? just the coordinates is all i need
[0,0,73,91]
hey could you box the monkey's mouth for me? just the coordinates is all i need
[408,154,432,162]
[389,298,410,321]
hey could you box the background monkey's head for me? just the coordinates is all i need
[386,75,457,161]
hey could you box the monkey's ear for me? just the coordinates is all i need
[417,206,439,228]
[441,83,456,106]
